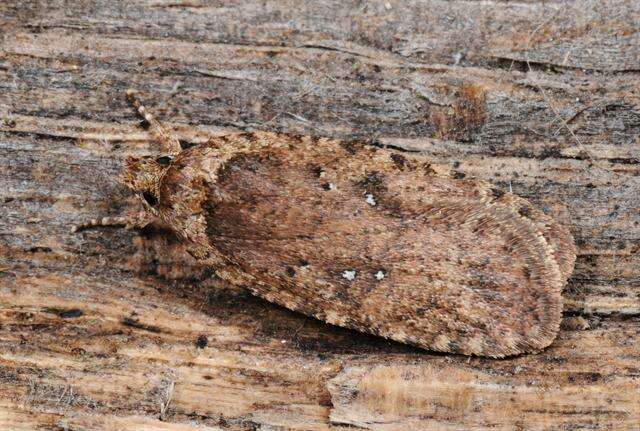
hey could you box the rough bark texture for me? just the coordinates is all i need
[0,1,638,430]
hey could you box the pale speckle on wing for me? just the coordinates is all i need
[342,270,356,281]
[365,193,377,206]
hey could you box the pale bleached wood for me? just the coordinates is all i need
[1,1,638,430]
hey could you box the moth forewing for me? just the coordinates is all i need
[74,91,576,358]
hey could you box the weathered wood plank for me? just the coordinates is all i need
[329,343,640,430]
[1,0,638,429]
[3,0,638,71]
[1,270,638,430]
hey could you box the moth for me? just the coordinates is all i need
[75,90,576,358]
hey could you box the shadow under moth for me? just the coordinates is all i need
[75,90,576,358]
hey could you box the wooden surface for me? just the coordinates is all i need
[1,1,639,429]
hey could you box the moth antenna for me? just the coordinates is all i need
[125,89,182,156]
[71,211,151,233]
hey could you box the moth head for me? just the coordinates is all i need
[121,155,173,214]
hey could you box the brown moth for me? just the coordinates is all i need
[75,90,576,358]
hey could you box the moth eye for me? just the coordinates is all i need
[156,156,173,166]
[142,191,158,206]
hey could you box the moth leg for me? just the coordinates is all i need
[125,89,182,156]
[71,210,151,233]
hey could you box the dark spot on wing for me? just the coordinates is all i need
[310,165,325,178]
[358,171,386,194]
[287,133,305,142]
[179,140,195,150]
[423,162,436,175]
[453,171,466,179]
[340,141,359,155]
[240,132,260,143]
[491,188,505,198]
[390,153,407,170]
[518,206,532,218]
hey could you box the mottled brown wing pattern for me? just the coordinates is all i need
[73,92,577,357]
[156,132,575,357]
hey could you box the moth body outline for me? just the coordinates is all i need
[74,90,576,358]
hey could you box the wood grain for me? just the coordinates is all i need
[1,1,638,429]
